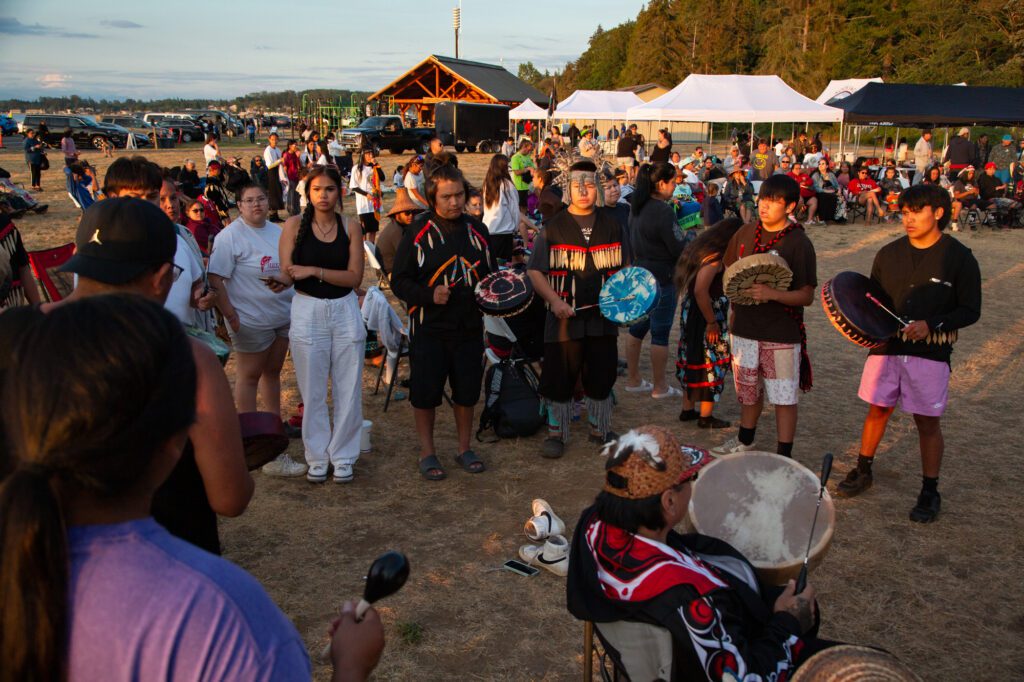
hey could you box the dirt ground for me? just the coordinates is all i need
[4,140,1022,681]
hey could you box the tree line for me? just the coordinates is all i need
[519,0,1023,99]
[1,89,371,114]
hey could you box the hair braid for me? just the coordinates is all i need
[293,203,315,258]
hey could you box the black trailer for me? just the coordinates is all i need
[434,101,510,154]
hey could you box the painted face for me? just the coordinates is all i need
[569,173,597,211]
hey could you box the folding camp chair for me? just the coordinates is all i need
[363,240,392,290]
[582,620,673,681]
[28,243,76,302]
[844,189,868,224]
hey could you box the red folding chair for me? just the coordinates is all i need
[28,242,76,302]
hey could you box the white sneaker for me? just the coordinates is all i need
[261,453,308,478]
[525,499,565,541]
[711,436,757,456]
[518,534,570,577]
[333,463,354,484]
[306,462,328,483]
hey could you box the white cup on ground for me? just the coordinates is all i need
[360,420,373,453]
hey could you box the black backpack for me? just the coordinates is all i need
[478,360,543,440]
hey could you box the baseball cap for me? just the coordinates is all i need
[680,156,697,167]
[1003,134,1013,141]
[985,162,997,170]
[60,197,177,285]
[602,425,713,499]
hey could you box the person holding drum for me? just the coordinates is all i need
[624,162,686,400]
[527,159,624,459]
[30,197,253,554]
[275,167,366,484]
[675,218,744,428]
[567,425,833,680]
[392,163,493,481]
[715,175,817,459]
[209,182,304,478]
[835,184,981,524]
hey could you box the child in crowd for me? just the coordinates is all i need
[701,181,723,227]
[714,174,817,458]
[393,165,403,188]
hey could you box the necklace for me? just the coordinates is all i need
[313,218,336,239]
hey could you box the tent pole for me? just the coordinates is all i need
[770,122,774,144]
[839,120,845,162]
[709,122,713,149]
[894,127,900,162]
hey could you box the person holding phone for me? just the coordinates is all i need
[208,183,304,477]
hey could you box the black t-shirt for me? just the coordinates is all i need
[977,173,1002,201]
[616,136,637,158]
[724,223,817,343]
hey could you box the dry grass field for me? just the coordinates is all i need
[3,140,1022,681]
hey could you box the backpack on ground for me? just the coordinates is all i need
[478,359,542,440]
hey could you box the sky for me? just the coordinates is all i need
[0,0,644,100]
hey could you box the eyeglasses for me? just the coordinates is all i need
[170,263,184,282]
[240,196,268,205]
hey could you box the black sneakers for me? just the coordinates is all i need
[835,467,873,498]
[909,489,941,523]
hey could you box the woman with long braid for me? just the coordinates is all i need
[277,166,366,483]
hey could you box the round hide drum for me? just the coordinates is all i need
[475,269,534,318]
[821,271,901,349]
[688,451,835,585]
[185,325,231,366]
[239,412,289,471]
[791,645,923,682]
[598,266,658,326]
[723,253,793,306]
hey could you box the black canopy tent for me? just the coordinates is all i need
[827,83,1024,127]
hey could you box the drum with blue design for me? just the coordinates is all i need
[598,266,659,327]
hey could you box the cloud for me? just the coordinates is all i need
[254,45,275,51]
[101,20,143,29]
[37,73,72,89]
[0,16,97,39]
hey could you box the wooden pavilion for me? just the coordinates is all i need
[367,55,548,125]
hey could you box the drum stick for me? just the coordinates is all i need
[795,453,832,594]
[864,293,909,326]
[576,294,635,312]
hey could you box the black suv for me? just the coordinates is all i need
[22,114,129,149]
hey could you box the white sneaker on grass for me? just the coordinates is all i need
[261,453,308,478]
[711,436,757,456]
[525,499,565,541]
[518,534,570,577]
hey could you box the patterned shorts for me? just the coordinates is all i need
[730,334,801,406]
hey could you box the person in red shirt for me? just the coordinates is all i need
[848,167,884,222]
[787,162,821,225]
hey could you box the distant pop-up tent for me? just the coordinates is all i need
[815,78,883,105]
[824,82,1024,126]
[507,99,549,142]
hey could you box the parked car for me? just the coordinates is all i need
[152,119,204,143]
[22,114,129,149]
[100,116,161,145]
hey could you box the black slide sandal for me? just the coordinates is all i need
[418,454,447,481]
[454,449,486,474]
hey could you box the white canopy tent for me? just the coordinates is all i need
[552,90,644,121]
[816,78,883,104]
[507,98,548,121]
[627,74,844,123]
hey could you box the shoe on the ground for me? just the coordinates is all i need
[711,435,756,456]
[525,499,565,541]
[306,462,328,483]
[518,534,570,577]
[698,416,731,429]
[909,489,941,523]
[834,467,873,498]
[679,408,699,422]
[541,437,565,459]
[262,453,308,478]
[333,463,354,484]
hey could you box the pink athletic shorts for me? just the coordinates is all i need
[858,355,950,417]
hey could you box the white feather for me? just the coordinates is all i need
[608,430,662,464]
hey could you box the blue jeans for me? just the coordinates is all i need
[628,282,677,347]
